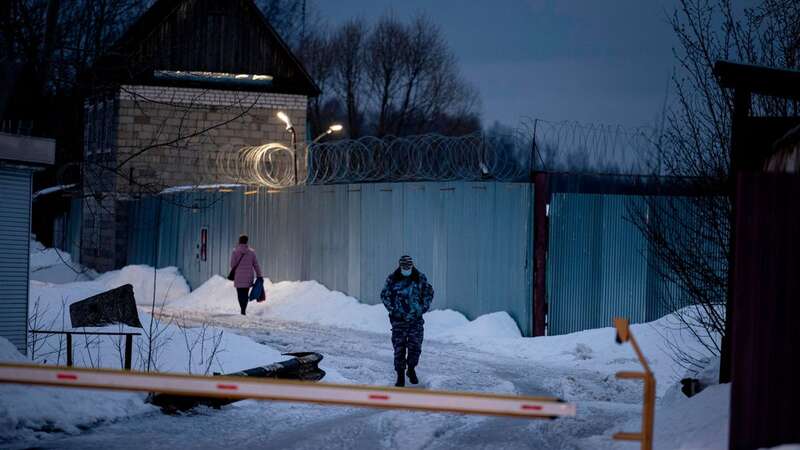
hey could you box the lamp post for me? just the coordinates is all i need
[278,111,343,186]
[309,124,343,184]
[312,124,343,144]
[276,111,298,184]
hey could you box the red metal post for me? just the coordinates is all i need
[124,334,133,370]
[532,172,550,336]
[66,333,73,367]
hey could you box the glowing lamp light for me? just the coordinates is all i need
[328,124,343,133]
[277,111,293,130]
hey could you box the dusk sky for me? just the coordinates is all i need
[317,0,679,130]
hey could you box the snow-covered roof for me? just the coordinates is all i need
[159,184,244,194]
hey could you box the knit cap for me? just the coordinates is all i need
[399,255,414,269]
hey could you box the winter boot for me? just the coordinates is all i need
[407,367,419,385]
[395,370,405,387]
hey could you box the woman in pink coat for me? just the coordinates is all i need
[230,235,262,315]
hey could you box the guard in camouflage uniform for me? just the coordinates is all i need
[380,255,434,387]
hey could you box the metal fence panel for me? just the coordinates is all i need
[347,185,362,299]
[547,194,600,335]
[598,196,648,324]
[125,181,535,335]
[359,183,404,305]
[547,194,654,335]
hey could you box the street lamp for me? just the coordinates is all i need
[277,112,343,185]
[276,111,298,184]
[312,124,344,144]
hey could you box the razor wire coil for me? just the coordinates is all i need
[216,119,659,188]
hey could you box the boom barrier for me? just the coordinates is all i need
[0,363,576,419]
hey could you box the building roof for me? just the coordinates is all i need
[714,60,800,100]
[92,0,320,97]
[0,132,55,167]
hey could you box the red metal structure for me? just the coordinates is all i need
[715,60,800,450]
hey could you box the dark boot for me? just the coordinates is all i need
[395,370,405,387]
[407,367,419,385]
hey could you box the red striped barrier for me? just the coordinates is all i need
[0,363,576,419]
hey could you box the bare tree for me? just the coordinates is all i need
[298,23,338,137]
[302,13,481,139]
[374,14,480,136]
[365,15,407,137]
[632,0,800,376]
[330,19,367,138]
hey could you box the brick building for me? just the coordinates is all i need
[81,0,319,271]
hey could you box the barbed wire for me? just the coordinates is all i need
[216,142,297,188]
[306,131,533,184]
[523,117,659,175]
[221,120,659,187]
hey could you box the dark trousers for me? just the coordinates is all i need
[391,320,424,372]
[236,288,249,313]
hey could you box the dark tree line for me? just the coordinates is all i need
[2,1,481,157]
[298,14,481,139]
[1,0,150,177]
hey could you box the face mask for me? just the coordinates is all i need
[401,268,412,276]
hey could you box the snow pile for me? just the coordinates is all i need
[163,272,714,395]
[6,270,288,441]
[428,311,523,341]
[27,279,281,374]
[29,240,93,283]
[447,310,717,397]
[166,276,521,340]
[652,383,730,449]
[171,276,389,333]
[95,265,190,307]
[0,337,155,441]
[29,240,75,271]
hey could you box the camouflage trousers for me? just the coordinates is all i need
[390,319,424,372]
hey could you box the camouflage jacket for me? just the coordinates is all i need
[380,268,434,323]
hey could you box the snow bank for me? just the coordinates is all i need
[458,311,716,397]
[651,383,730,449]
[428,311,523,341]
[171,276,389,333]
[34,260,715,396]
[0,337,155,441]
[166,276,522,340]
[29,240,74,271]
[95,265,190,307]
[29,240,93,283]
[28,279,281,374]
[163,272,714,395]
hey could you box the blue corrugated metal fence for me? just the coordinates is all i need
[127,182,535,335]
[122,183,719,336]
[545,193,715,335]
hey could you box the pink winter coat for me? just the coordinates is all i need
[230,244,262,288]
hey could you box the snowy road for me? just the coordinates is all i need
[13,311,643,450]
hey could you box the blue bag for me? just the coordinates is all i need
[249,278,266,302]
